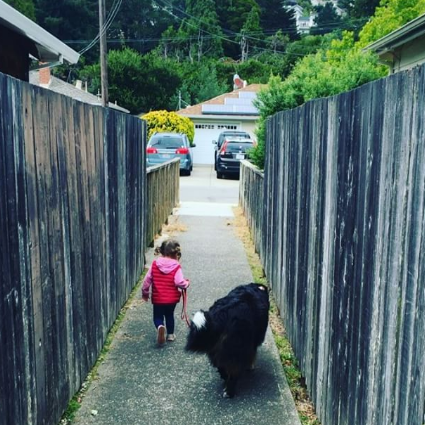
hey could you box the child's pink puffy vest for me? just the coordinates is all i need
[151,261,181,304]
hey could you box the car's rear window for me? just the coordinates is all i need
[222,132,250,138]
[225,142,254,153]
[150,137,185,148]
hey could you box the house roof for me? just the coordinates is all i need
[29,71,130,113]
[0,0,79,64]
[177,84,266,119]
[364,13,425,56]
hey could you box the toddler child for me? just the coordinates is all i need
[142,238,190,345]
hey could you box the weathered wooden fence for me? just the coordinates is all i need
[239,160,264,261]
[146,160,180,246]
[240,63,425,425]
[0,72,147,425]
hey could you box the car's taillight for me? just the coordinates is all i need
[176,147,189,154]
[219,141,229,155]
[146,147,157,154]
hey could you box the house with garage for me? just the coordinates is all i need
[363,12,425,74]
[177,84,265,165]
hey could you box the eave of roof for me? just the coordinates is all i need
[364,13,425,55]
[0,0,79,64]
[178,114,259,121]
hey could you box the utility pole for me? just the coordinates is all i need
[99,0,108,107]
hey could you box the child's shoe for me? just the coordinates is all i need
[167,334,176,342]
[157,325,166,345]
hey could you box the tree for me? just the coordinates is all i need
[268,30,290,54]
[358,0,425,48]
[216,0,261,58]
[80,48,181,113]
[4,0,35,20]
[251,31,386,168]
[171,61,228,108]
[310,2,342,36]
[216,0,260,33]
[34,0,98,41]
[178,0,223,62]
[238,6,262,61]
[348,0,380,19]
[106,0,175,53]
[257,0,297,39]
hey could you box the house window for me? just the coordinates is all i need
[195,124,216,129]
[217,125,238,130]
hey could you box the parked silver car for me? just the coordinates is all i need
[146,132,195,176]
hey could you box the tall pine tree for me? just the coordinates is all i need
[310,3,342,35]
[179,0,223,62]
[257,0,297,39]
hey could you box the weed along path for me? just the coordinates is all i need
[72,166,300,425]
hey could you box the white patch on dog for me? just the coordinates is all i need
[192,311,206,329]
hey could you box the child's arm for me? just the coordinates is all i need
[174,268,190,290]
[142,266,153,301]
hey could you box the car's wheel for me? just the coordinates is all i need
[217,171,224,179]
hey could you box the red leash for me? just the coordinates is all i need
[181,289,191,327]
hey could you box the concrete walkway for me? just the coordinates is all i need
[73,169,301,425]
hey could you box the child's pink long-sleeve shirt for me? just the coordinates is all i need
[142,257,189,300]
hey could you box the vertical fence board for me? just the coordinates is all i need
[0,71,147,425]
[240,64,425,425]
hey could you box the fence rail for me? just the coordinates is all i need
[239,160,264,261]
[240,64,425,425]
[146,160,180,246]
[0,72,147,425]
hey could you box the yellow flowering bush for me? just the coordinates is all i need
[141,110,195,145]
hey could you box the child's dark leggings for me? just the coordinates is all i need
[153,303,177,334]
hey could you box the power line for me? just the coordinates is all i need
[152,0,361,58]
[64,20,360,47]
[78,0,123,55]
[154,0,306,57]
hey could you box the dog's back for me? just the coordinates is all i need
[186,283,269,397]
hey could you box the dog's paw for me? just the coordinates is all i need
[222,390,230,398]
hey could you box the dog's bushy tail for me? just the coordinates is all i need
[185,311,214,353]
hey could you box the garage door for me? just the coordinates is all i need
[193,123,240,164]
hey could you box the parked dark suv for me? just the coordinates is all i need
[146,132,195,176]
[216,136,254,179]
[213,130,251,170]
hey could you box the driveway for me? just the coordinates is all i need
[177,165,240,216]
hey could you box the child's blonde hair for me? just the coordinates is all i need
[154,239,182,260]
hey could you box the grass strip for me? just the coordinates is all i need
[231,206,320,425]
[60,272,146,424]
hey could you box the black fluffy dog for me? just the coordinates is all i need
[186,283,269,398]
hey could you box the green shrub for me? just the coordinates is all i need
[141,110,195,145]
